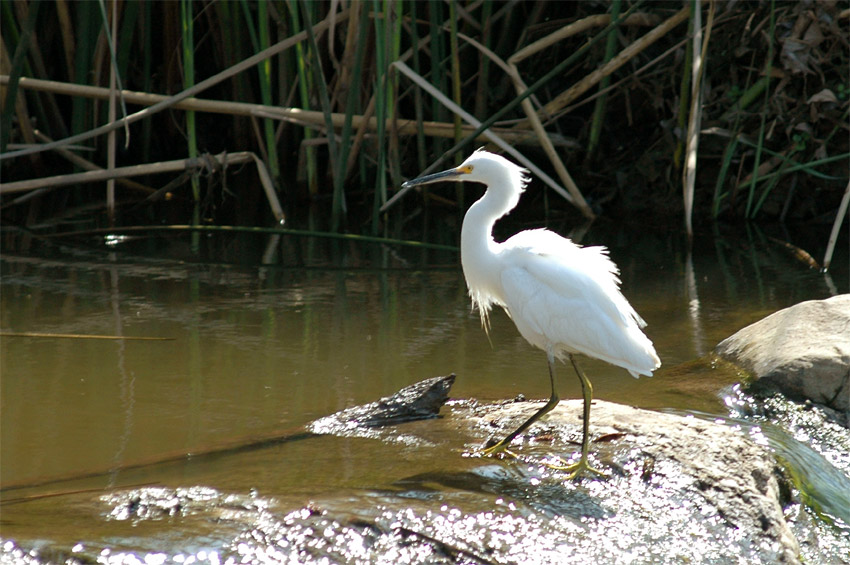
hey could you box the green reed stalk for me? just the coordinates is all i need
[219,1,241,141]
[743,142,840,179]
[751,151,794,218]
[71,1,98,153]
[672,7,693,169]
[116,1,138,75]
[725,140,850,220]
[711,135,739,218]
[0,1,41,152]
[587,0,621,159]
[237,0,277,173]
[289,4,318,196]
[406,0,431,251]
[712,82,748,218]
[140,1,153,163]
[745,0,774,219]
[371,0,390,235]
[22,0,63,141]
[408,0,427,172]
[387,0,403,192]
[300,1,343,231]
[473,0,493,119]
[742,153,848,185]
[180,0,200,223]
[332,2,371,232]
[447,0,463,211]
[720,76,769,121]
[257,1,281,186]
[447,0,461,145]
[97,0,129,130]
[428,0,446,156]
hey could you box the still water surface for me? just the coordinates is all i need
[1,225,847,553]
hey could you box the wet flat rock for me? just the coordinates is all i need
[305,392,808,563]
[454,398,802,563]
[715,294,850,413]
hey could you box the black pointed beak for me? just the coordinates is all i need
[401,167,466,189]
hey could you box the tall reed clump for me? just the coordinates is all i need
[0,1,846,248]
[180,0,199,224]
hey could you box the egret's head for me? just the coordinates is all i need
[402,149,530,196]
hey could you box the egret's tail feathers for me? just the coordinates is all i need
[625,348,661,378]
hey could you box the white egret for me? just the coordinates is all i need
[402,149,660,478]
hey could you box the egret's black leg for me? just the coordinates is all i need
[482,353,559,455]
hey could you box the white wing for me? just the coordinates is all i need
[497,229,659,377]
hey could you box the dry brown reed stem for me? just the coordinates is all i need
[385,61,577,215]
[31,129,154,194]
[506,20,601,219]
[515,6,690,129]
[346,93,376,180]
[0,332,173,341]
[1,76,547,147]
[823,179,850,271]
[452,27,580,204]
[0,151,285,225]
[0,154,234,193]
[106,0,118,224]
[0,41,40,168]
[393,26,592,217]
[494,7,689,221]
[9,82,38,166]
[508,12,661,110]
[502,13,663,220]
[0,7,352,162]
[506,72,592,218]
[334,1,362,111]
[54,0,75,78]
[392,59,559,181]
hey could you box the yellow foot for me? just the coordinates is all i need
[546,455,607,480]
[479,442,519,459]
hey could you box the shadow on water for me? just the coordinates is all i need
[1,222,848,562]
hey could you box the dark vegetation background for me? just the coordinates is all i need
[1,1,848,248]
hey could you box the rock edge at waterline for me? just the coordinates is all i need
[715,294,850,414]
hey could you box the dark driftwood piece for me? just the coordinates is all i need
[311,374,456,430]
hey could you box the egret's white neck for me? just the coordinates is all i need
[461,185,519,290]
[460,181,522,328]
[462,183,519,248]
[461,189,500,256]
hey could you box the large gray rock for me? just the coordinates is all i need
[715,295,850,412]
[459,398,802,563]
[50,398,804,565]
[15,379,850,564]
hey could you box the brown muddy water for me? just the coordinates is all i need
[1,224,847,561]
